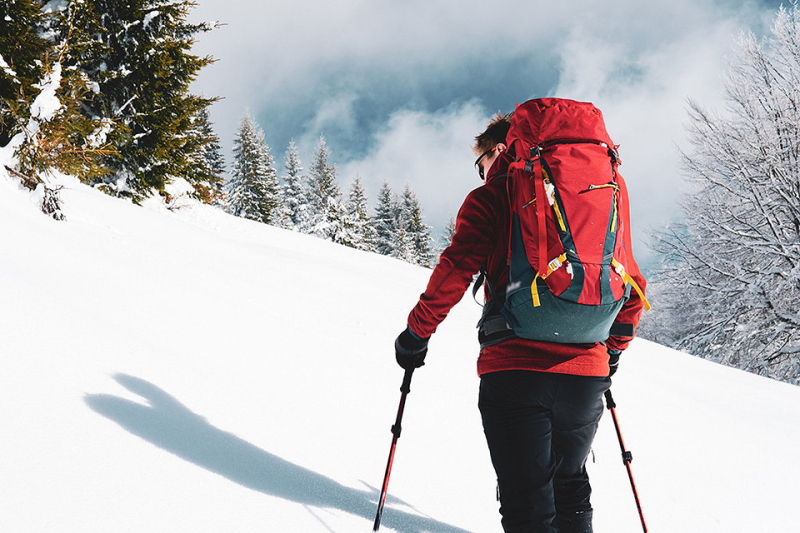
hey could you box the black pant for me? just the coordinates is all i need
[479,370,610,533]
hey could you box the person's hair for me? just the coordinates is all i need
[472,111,513,155]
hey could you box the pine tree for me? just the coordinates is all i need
[73,0,218,201]
[0,0,50,147]
[326,195,355,246]
[436,213,457,257]
[373,180,397,256]
[1,1,114,193]
[188,106,225,204]
[306,135,344,240]
[391,213,416,263]
[344,175,377,251]
[226,112,280,224]
[268,192,293,230]
[281,140,312,231]
[400,183,433,267]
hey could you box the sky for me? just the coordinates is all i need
[188,0,785,271]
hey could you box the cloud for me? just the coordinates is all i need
[339,100,487,232]
[550,3,757,267]
[188,0,781,271]
[189,0,566,152]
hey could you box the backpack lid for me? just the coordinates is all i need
[506,98,615,157]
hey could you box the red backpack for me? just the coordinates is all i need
[498,98,649,344]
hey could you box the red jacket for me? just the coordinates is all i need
[407,155,647,377]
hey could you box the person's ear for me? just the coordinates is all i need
[496,143,507,153]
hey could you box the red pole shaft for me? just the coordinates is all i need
[374,434,399,530]
[373,368,414,531]
[608,406,648,532]
[605,390,647,533]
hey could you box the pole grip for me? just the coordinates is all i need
[604,389,616,409]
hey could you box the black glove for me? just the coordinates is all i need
[395,327,429,370]
[607,349,622,377]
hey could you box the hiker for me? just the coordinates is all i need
[394,100,648,533]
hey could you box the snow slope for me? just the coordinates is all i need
[2,173,799,532]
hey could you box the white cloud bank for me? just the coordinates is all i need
[189,0,778,269]
[339,101,487,231]
[551,5,759,266]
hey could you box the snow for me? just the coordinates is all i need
[0,53,16,78]
[1,62,63,161]
[41,0,68,15]
[30,62,62,121]
[143,11,161,28]
[83,117,113,148]
[2,169,800,532]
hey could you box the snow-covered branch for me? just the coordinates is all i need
[645,4,800,384]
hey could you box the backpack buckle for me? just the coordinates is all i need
[523,146,542,172]
[608,146,622,165]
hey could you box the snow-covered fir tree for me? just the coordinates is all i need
[325,194,354,246]
[374,184,417,263]
[268,145,293,231]
[66,0,218,201]
[0,0,50,147]
[343,175,377,252]
[436,213,457,258]
[226,112,280,224]
[269,198,293,230]
[281,140,313,232]
[644,4,800,384]
[189,106,226,204]
[373,180,398,256]
[0,1,114,192]
[390,209,416,264]
[400,183,433,267]
[306,135,345,241]
[371,182,432,266]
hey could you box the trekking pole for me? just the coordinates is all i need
[373,366,415,531]
[604,389,648,533]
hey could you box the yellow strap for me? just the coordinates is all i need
[611,200,618,233]
[553,199,567,232]
[530,253,568,308]
[545,253,567,277]
[531,273,542,307]
[611,258,652,311]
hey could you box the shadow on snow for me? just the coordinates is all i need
[85,374,470,533]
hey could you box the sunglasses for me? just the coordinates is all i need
[474,146,497,181]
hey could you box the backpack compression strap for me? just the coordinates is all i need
[509,151,569,308]
[611,258,651,311]
[533,157,548,277]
